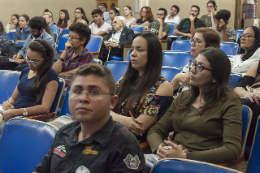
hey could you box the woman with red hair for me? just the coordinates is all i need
[134,6,154,26]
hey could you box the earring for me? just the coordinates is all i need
[213,79,216,83]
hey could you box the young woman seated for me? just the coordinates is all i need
[147,47,242,163]
[133,6,154,26]
[108,7,120,26]
[5,14,19,33]
[111,31,173,143]
[0,39,59,135]
[73,7,89,25]
[57,9,72,29]
[14,14,30,41]
[123,6,136,27]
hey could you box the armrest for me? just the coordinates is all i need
[160,40,167,43]
[216,154,244,167]
[91,52,99,55]
[23,112,56,120]
[140,142,149,150]
[124,45,131,48]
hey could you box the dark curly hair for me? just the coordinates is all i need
[91,9,103,16]
[215,10,231,23]
[28,16,44,30]
[171,5,180,13]
[207,0,217,11]
[69,22,91,47]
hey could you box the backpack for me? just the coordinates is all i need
[0,43,23,61]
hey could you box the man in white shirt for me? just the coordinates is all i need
[89,9,111,38]
[164,5,181,26]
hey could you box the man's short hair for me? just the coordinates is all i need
[191,5,200,13]
[114,16,126,26]
[158,8,167,16]
[91,9,103,16]
[69,22,91,47]
[171,5,180,14]
[28,16,44,30]
[43,12,53,19]
[71,63,116,95]
[215,10,231,24]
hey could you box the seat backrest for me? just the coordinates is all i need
[130,26,145,33]
[7,32,16,40]
[85,35,103,53]
[171,40,191,51]
[50,78,65,114]
[60,28,70,35]
[161,66,182,82]
[0,70,21,103]
[166,23,176,35]
[0,118,57,173]
[247,116,260,173]
[241,105,252,154]
[53,32,58,43]
[162,51,193,68]
[125,50,131,61]
[220,42,238,55]
[60,85,71,116]
[151,158,241,173]
[93,58,102,64]
[104,61,129,82]
[15,41,25,47]
[56,34,69,54]
[228,73,242,88]
[236,29,244,42]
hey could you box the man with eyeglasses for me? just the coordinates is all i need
[164,5,181,25]
[35,63,145,173]
[210,10,236,42]
[145,8,171,40]
[0,16,55,71]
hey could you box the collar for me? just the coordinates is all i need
[30,29,46,39]
[62,116,114,148]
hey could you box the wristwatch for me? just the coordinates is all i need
[59,57,64,62]
[23,108,28,116]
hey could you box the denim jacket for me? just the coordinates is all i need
[14,26,30,41]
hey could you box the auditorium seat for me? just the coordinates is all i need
[60,28,70,35]
[7,32,15,40]
[56,34,69,55]
[85,35,103,59]
[228,73,242,88]
[15,40,26,47]
[104,61,129,83]
[162,51,193,68]
[130,26,145,34]
[125,50,131,61]
[220,42,239,56]
[161,66,182,82]
[166,23,176,35]
[171,40,191,52]
[0,118,57,173]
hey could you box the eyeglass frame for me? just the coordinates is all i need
[189,60,212,73]
[156,13,164,16]
[25,56,44,67]
[238,33,255,39]
[68,35,81,40]
[189,38,203,46]
[69,89,114,99]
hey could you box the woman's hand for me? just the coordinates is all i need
[244,92,260,106]
[210,8,214,16]
[64,41,72,52]
[123,117,144,136]
[177,72,190,86]
[2,101,14,111]
[157,140,186,160]
[2,109,17,121]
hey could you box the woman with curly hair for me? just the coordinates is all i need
[134,6,154,26]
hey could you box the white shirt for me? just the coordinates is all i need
[108,29,123,44]
[89,22,112,38]
[164,15,181,24]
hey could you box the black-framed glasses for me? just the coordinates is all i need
[206,6,214,8]
[189,38,203,46]
[156,13,164,16]
[239,33,255,39]
[189,60,212,73]
[69,89,113,99]
[68,35,81,40]
[25,56,44,67]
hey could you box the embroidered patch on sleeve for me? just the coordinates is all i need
[123,154,141,170]
[53,145,66,158]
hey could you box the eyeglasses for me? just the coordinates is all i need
[239,33,255,39]
[69,89,113,99]
[189,38,203,46]
[156,13,164,16]
[141,11,147,13]
[25,56,44,67]
[74,11,81,14]
[68,35,81,40]
[207,6,214,8]
[189,60,212,73]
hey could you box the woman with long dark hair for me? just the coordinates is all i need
[0,39,59,135]
[5,14,19,33]
[148,47,242,163]
[57,9,72,29]
[0,21,6,36]
[73,7,89,25]
[108,7,120,25]
[14,14,30,41]
[111,31,173,143]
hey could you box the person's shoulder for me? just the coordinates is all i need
[224,91,241,102]
[56,121,80,134]
[21,66,30,74]
[103,22,111,27]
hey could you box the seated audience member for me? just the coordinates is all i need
[230,26,260,75]
[53,22,94,89]
[164,5,181,25]
[211,10,236,42]
[148,47,242,163]
[43,10,60,34]
[5,14,19,33]
[111,32,173,143]
[234,61,260,146]
[98,16,134,63]
[0,21,6,36]
[0,16,55,71]
[89,9,111,38]
[200,0,217,27]
[108,7,120,25]
[123,6,136,27]
[99,3,111,24]
[171,28,221,94]
[14,14,30,41]
[146,8,171,40]
[34,63,145,172]
[167,5,205,50]
[57,9,72,29]
[134,6,154,26]
[0,39,59,135]
[73,7,89,25]
[41,17,53,38]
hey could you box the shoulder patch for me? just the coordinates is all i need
[53,145,66,158]
[123,154,141,170]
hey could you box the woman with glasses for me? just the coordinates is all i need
[200,0,217,27]
[73,7,89,25]
[230,26,260,75]
[57,9,72,29]
[0,39,59,135]
[133,6,154,26]
[52,22,93,90]
[171,28,220,95]
[148,47,242,163]
[110,32,173,143]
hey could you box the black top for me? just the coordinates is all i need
[35,117,145,173]
[176,18,206,33]
[135,19,153,25]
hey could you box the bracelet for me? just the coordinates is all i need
[59,57,64,62]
